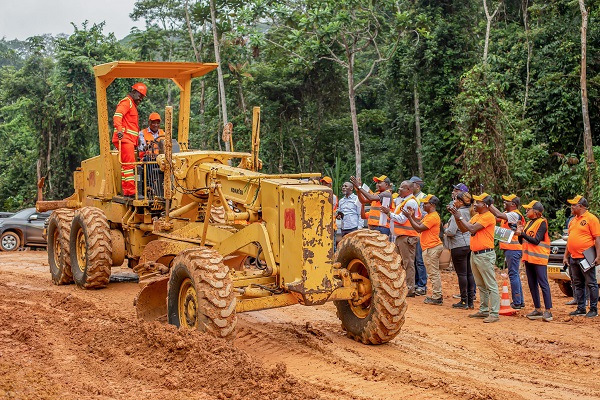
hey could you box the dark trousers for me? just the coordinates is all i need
[451,246,475,306]
[370,226,390,236]
[415,240,428,289]
[569,257,599,311]
[524,261,552,309]
[341,227,358,237]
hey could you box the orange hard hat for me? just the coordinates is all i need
[132,82,147,96]
[148,112,161,121]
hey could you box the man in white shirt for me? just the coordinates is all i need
[337,182,362,236]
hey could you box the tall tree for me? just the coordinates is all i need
[579,0,594,198]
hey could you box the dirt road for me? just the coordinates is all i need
[1,251,599,400]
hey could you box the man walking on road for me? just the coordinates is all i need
[563,195,600,318]
[490,194,526,309]
[449,193,500,323]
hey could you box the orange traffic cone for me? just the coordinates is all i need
[499,278,516,316]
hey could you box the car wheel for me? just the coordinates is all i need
[0,231,20,251]
[556,280,573,297]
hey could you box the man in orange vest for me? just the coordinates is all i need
[516,200,553,322]
[382,180,419,296]
[137,112,165,198]
[350,175,392,237]
[490,194,526,309]
[402,194,444,305]
[563,195,600,318]
[449,193,500,323]
[112,82,147,198]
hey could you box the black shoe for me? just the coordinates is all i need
[510,302,525,310]
[467,303,475,310]
[586,309,598,318]
[406,292,416,298]
[424,296,443,306]
[452,301,468,309]
[415,288,426,296]
[569,309,587,317]
[526,310,543,320]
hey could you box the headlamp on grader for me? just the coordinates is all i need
[37,61,407,344]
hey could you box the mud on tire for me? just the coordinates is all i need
[167,247,237,340]
[556,280,573,297]
[334,229,407,344]
[69,207,112,289]
[47,209,75,285]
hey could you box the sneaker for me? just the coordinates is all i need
[483,315,499,323]
[424,297,443,306]
[452,294,461,299]
[415,288,426,296]
[565,298,578,306]
[542,311,553,322]
[569,309,587,317]
[526,310,544,320]
[452,301,468,309]
[469,311,489,318]
[586,309,598,318]
[406,292,416,298]
[510,302,525,310]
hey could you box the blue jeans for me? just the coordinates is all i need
[415,240,427,289]
[504,249,524,306]
[370,226,390,236]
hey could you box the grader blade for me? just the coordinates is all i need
[135,276,169,322]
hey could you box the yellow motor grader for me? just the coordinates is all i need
[37,61,407,344]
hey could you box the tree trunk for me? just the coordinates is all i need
[522,0,531,117]
[347,56,361,180]
[209,0,230,152]
[414,78,423,177]
[483,0,500,64]
[579,0,595,198]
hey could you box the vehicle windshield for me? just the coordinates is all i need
[10,209,34,219]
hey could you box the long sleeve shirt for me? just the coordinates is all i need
[389,197,419,224]
[338,193,362,230]
[518,219,548,245]
[445,206,471,249]
[112,95,140,147]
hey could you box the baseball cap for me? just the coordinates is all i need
[373,175,391,184]
[567,195,588,207]
[148,112,161,121]
[422,194,441,207]
[410,176,424,185]
[453,183,469,192]
[502,194,520,207]
[523,200,544,212]
[320,176,332,184]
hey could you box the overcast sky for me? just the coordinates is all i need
[0,0,142,41]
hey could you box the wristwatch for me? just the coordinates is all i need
[458,216,463,221]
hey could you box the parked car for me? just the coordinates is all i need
[0,212,14,218]
[546,234,600,297]
[0,208,51,251]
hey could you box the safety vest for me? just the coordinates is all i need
[367,194,391,229]
[333,194,338,230]
[392,195,421,237]
[112,95,140,146]
[522,217,550,265]
[499,210,525,250]
[138,128,165,159]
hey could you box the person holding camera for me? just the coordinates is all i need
[337,182,362,236]
[563,195,600,318]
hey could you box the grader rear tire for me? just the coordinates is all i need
[334,229,407,344]
[69,207,112,289]
[47,209,75,285]
[167,247,237,340]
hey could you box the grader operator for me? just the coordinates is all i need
[36,61,407,344]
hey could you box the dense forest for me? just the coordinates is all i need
[0,0,598,234]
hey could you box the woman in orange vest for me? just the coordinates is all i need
[516,200,552,322]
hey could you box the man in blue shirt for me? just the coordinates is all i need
[337,182,363,236]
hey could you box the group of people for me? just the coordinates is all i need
[112,82,166,199]
[326,173,600,323]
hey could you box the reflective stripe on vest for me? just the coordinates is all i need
[393,195,421,237]
[367,200,390,229]
[499,211,525,250]
[522,218,550,265]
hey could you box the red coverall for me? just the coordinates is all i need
[112,96,140,196]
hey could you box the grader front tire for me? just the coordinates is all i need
[167,248,237,340]
[47,209,75,285]
[69,207,112,289]
[334,229,407,344]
